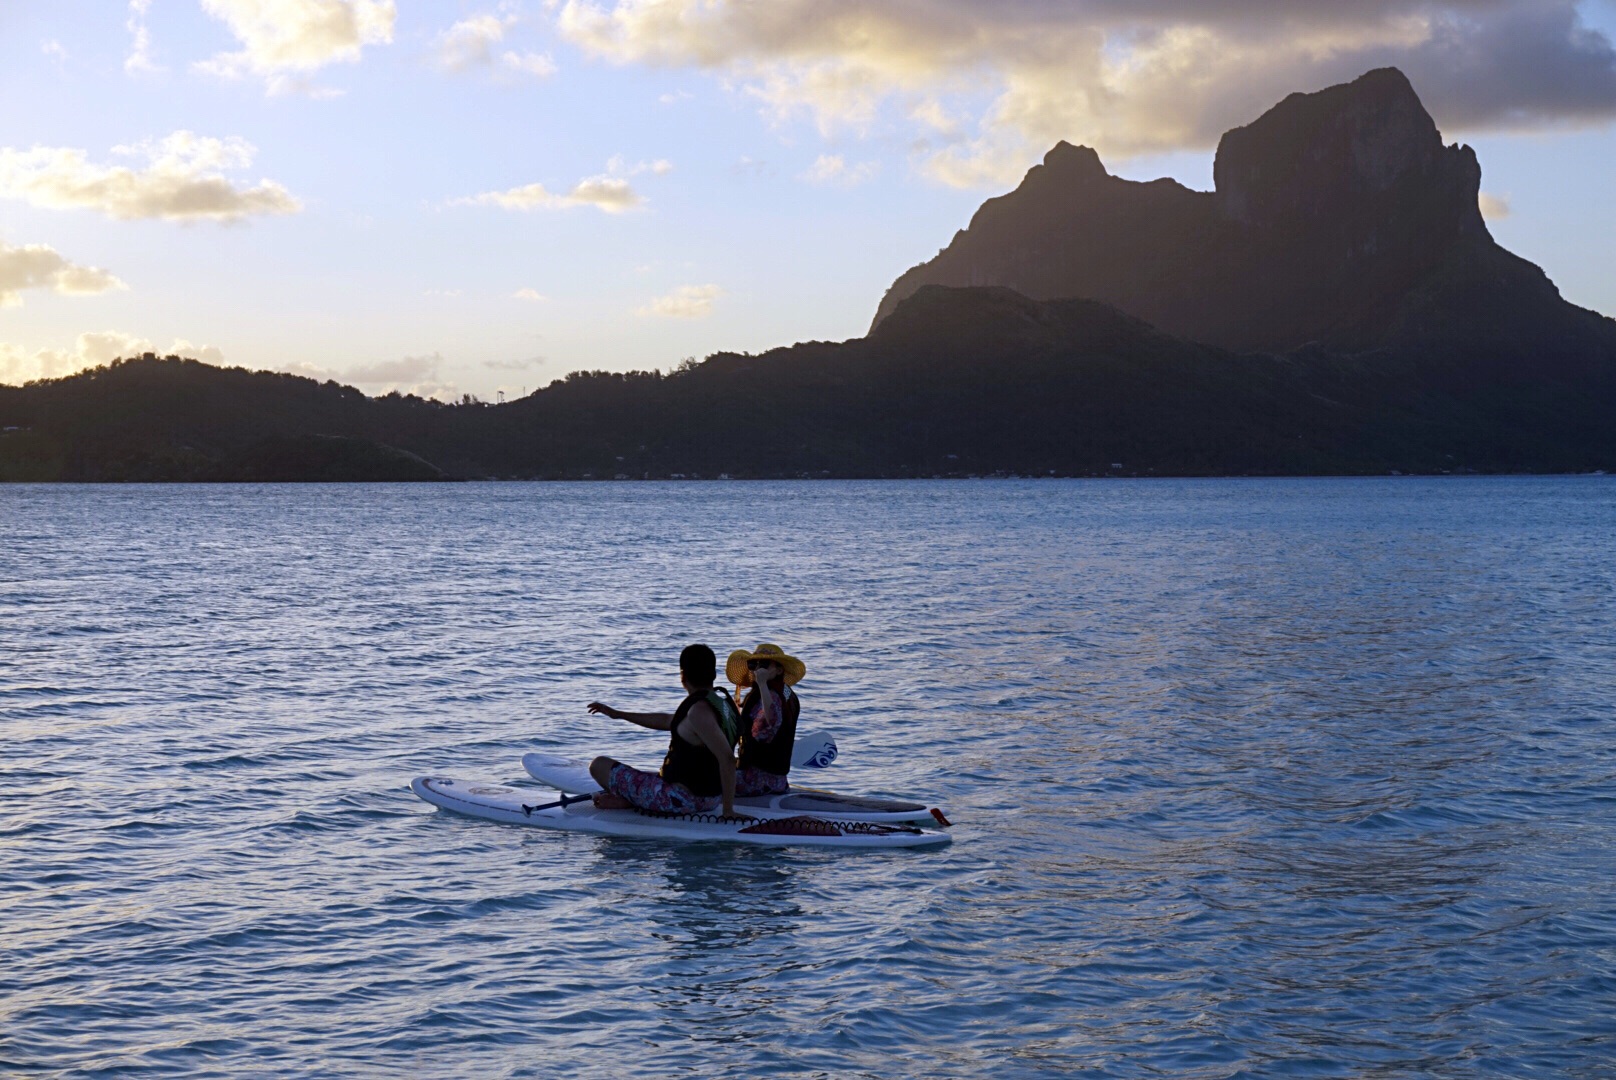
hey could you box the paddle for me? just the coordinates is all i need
[520,791,594,816]
[791,730,838,769]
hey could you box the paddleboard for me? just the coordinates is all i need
[521,752,939,824]
[410,777,952,849]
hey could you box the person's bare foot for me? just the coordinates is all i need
[592,792,632,809]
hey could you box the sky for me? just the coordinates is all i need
[3,0,1616,401]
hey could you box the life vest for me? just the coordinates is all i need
[660,687,740,797]
[737,684,798,777]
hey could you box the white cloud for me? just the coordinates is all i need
[42,40,68,66]
[345,352,440,384]
[554,0,1616,186]
[801,153,879,187]
[513,288,548,301]
[283,351,460,398]
[1479,191,1511,219]
[125,0,161,74]
[434,13,556,79]
[457,156,669,213]
[196,0,395,91]
[435,13,508,71]
[502,50,559,77]
[0,332,222,384]
[0,242,127,307]
[484,354,544,370]
[606,154,673,176]
[463,176,642,212]
[637,283,723,319]
[0,132,302,223]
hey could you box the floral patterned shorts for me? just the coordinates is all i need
[606,764,719,813]
[736,767,790,796]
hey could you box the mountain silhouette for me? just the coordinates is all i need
[4,68,1615,481]
[872,68,1616,365]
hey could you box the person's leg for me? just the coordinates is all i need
[589,756,619,787]
[589,756,633,808]
[598,763,704,812]
[735,766,790,796]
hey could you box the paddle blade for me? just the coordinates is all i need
[791,731,838,769]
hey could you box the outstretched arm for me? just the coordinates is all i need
[587,702,673,730]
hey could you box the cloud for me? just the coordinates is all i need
[512,288,548,301]
[801,153,879,186]
[344,352,441,385]
[434,13,556,78]
[554,0,1616,186]
[0,332,222,384]
[195,0,395,90]
[0,131,302,223]
[457,156,669,213]
[282,351,461,398]
[1479,192,1511,219]
[0,242,127,307]
[125,0,161,74]
[42,40,69,66]
[637,283,723,318]
[484,355,544,370]
[463,176,642,212]
[502,50,559,77]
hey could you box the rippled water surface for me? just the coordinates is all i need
[3,479,1615,1078]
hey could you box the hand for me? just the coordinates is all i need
[587,702,623,720]
[754,664,779,685]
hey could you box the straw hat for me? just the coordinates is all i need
[727,643,806,689]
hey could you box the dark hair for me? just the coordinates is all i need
[679,643,717,688]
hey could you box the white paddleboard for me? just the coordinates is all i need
[521,752,940,824]
[410,777,952,849]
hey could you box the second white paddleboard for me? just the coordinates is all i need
[521,752,939,824]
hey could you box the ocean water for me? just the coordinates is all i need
[2,478,1613,1079]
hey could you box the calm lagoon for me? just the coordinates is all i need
[2,478,1613,1077]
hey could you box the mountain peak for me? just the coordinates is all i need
[1213,66,1475,228]
[1042,140,1108,179]
[869,66,1542,352]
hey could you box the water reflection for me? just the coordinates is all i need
[4,478,1613,1078]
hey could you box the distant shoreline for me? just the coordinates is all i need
[4,470,1611,486]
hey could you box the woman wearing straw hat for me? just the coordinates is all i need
[725,643,805,796]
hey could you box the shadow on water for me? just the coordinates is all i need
[590,841,808,959]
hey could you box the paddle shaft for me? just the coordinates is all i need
[521,791,594,816]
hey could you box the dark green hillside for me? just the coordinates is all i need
[5,284,1615,481]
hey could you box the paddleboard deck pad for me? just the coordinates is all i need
[521,752,937,823]
[411,777,952,848]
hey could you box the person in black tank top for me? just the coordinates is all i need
[586,644,739,816]
[725,643,806,797]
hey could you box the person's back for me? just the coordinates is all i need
[661,681,740,801]
[586,644,740,816]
